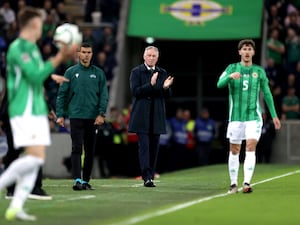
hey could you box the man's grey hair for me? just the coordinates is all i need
[143,46,159,57]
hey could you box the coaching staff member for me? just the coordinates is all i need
[128,46,174,187]
[56,42,108,190]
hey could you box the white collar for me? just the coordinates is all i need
[145,63,155,70]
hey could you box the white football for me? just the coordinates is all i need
[53,23,82,49]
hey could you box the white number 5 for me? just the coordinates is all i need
[243,80,248,91]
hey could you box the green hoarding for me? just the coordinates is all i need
[127,0,264,40]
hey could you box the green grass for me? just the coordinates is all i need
[1,164,300,225]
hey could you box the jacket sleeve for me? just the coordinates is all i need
[129,67,153,98]
[98,71,109,115]
[56,69,71,118]
[162,87,172,98]
[217,64,233,88]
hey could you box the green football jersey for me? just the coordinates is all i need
[217,62,278,122]
[6,38,54,118]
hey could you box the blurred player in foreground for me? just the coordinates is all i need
[0,6,77,221]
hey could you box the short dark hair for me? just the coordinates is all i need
[80,42,92,49]
[18,6,41,29]
[238,39,255,50]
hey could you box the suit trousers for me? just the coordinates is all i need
[137,133,160,182]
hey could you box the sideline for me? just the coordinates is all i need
[57,195,96,202]
[108,170,300,225]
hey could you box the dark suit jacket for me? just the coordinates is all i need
[128,64,172,134]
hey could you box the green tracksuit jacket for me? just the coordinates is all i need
[56,62,108,119]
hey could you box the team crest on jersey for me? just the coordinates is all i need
[21,53,30,63]
[75,73,79,78]
[252,72,258,78]
[90,74,96,78]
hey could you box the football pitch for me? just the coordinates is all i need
[1,164,300,225]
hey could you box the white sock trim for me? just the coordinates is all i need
[243,151,256,184]
[228,152,240,185]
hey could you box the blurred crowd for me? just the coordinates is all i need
[0,0,120,112]
[265,0,300,120]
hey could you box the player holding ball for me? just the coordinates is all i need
[0,6,78,221]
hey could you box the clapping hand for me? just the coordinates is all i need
[151,72,158,86]
[163,76,174,89]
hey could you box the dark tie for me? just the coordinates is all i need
[149,68,154,74]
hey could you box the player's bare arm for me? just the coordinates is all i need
[51,74,69,85]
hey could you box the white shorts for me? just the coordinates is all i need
[226,120,262,144]
[10,115,51,149]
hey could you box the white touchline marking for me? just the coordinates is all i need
[108,170,300,225]
[57,195,96,202]
[237,170,300,191]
